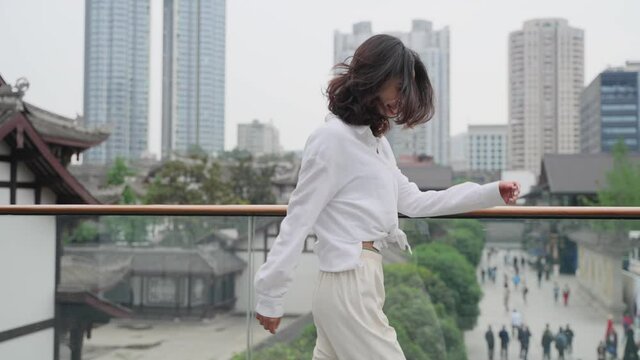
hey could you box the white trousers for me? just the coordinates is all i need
[311,250,406,360]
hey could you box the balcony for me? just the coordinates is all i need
[1,205,639,360]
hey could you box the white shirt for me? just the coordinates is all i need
[254,113,505,317]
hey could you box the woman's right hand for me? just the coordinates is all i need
[256,313,281,334]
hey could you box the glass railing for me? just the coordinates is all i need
[1,205,639,360]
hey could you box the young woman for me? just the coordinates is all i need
[254,34,520,359]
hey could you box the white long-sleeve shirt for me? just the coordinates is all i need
[254,113,505,317]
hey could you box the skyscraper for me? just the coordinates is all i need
[334,20,450,165]
[581,62,640,153]
[83,0,150,164]
[508,18,584,175]
[162,0,226,158]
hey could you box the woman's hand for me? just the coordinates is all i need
[256,313,281,334]
[499,181,520,205]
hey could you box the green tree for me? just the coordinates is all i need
[440,227,484,267]
[106,157,134,186]
[63,220,99,244]
[413,242,482,330]
[597,140,640,206]
[228,156,276,204]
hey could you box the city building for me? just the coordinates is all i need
[508,18,584,175]
[162,0,226,158]
[83,0,150,164]
[334,20,450,165]
[468,124,508,171]
[237,119,281,156]
[449,132,468,172]
[581,61,640,153]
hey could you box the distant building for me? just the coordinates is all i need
[83,0,150,164]
[581,61,640,153]
[237,120,281,156]
[508,18,584,175]
[162,0,226,158]
[334,20,450,165]
[468,125,508,171]
[449,132,468,172]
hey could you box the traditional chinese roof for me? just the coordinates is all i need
[64,246,246,277]
[23,102,110,149]
[0,74,108,203]
[539,153,640,195]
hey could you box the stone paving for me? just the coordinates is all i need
[465,248,627,360]
[81,314,296,360]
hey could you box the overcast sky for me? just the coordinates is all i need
[0,0,639,155]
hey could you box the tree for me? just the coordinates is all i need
[413,243,482,330]
[227,156,276,204]
[597,140,640,207]
[106,157,134,186]
[440,227,484,267]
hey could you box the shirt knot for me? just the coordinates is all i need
[373,228,413,254]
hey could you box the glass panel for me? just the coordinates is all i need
[243,217,640,360]
[56,215,253,360]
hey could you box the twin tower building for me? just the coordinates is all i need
[83,0,225,164]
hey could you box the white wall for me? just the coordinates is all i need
[0,216,56,357]
[16,162,35,182]
[40,187,57,204]
[0,162,9,181]
[16,188,35,204]
[0,328,54,360]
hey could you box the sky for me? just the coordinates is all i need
[0,0,639,155]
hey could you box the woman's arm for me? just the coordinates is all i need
[395,166,507,218]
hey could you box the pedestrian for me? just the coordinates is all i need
[541,324,554,360]
[564,324,574,354]
[492,266,498,283]
[511,309,522,337]
[545,263,551,281]
[252,34,521,359]
[513,256,518,269]
[623,327,639,360]
[562,284,570,306]
[504,284,511,312]
[518,325,531,360]
[624,312,634,333]
[481,268,486,283]
[522,281,529,304]
[606,317,619,360]
[521,255,525,269]
[512,273,520,290]
[537,267,543,288]
[499,325,510,360]
[553,282,560,304]
[555,326,568,360]
[598,341,607,360]
[485,326,495,360]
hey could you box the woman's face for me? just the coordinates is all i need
[377,78,402,118]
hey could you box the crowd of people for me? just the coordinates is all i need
[484,322,574,360]
[480,248,640,360]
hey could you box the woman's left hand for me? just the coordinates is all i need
[499,181,520,205]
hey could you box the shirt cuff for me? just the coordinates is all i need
[255,294,284,318]
[478,181,505,208]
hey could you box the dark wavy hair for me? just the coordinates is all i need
[327,34,435,137]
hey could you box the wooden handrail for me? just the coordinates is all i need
[0,205,639,219]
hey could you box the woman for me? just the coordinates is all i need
[254,34,520,359]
